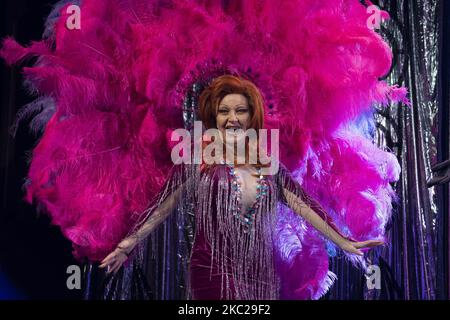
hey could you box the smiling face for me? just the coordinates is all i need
[215,93,251,137]
[198,75,267,166]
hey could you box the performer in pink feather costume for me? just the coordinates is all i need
[0,0,408,299]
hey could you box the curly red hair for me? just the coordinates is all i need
[198,75,265,131]
[198,75,269,168]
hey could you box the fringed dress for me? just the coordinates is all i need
[103,163,349,300]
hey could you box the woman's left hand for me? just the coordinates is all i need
[339,239,384,256]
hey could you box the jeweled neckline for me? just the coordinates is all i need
[225,164,269,233]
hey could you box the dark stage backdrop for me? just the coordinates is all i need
[0,0,81,299]
[0,0,448,300]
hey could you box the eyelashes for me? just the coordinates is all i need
[218,109,249,114]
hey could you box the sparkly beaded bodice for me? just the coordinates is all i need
[226,165,269,233]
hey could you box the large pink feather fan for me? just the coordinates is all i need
[1,0,408,298]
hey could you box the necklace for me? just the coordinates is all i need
[226,164,269,233]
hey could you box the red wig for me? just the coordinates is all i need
[199,75,265,131]
[198,75,268,168]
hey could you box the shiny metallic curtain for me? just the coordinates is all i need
[328,0,448,300]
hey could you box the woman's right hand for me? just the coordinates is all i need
[99,237,137,274]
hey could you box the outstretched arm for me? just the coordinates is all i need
[99,184,184,274]
[100,164,194,274]
[277,163,383,256]
[125,185,184,247]
[283,188,383,255]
